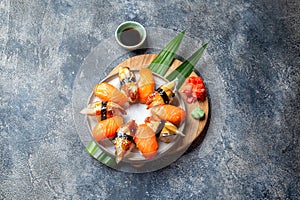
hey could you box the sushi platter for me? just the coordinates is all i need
[79,54,209,172]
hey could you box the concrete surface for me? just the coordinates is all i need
[0,0,299,199]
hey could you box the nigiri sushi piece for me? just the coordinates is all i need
[145,116,184,143]
[93,82,128,106]
[80,101,126,121]
[137,68,155,104]
[151,104,187,125]
[146,79,178,109]
[134,124,158,159]
[114,120,138,163]
[92,116,123,141]
[118,66,138,103]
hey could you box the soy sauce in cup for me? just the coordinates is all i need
[120,28,142,46]
[115,21,146,51]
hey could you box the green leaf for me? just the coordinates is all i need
[166,42,209,88]
[85,140,116,167]
[148,30,186,76]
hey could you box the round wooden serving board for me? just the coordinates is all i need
[110,54,209,150]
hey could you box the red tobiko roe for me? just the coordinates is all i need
[181,76,207,103]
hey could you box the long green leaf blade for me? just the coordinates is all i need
[166,42,209,88]
[148,30,186,76]
[85,140,116,167]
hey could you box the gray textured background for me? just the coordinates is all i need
[1,0,299,199]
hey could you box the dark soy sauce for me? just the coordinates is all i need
[120,28,142,46]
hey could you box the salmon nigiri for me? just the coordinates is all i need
[151,104,186,125]
[137,68,155,104]
[92,116,123,141]
[134,124,158,159]
[93,82,128,106]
